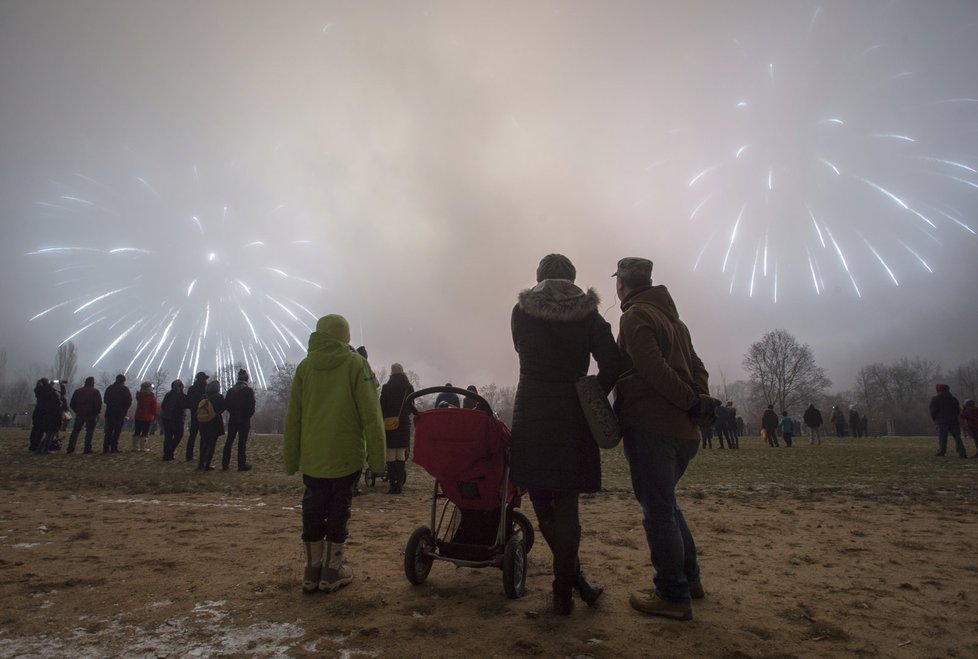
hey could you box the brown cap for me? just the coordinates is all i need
[612,257,653,280]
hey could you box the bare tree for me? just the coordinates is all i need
[742,329,831,413]
[2,378,33,413]
[152,368,169,396]
[854,357,944,435]
[53,342,78,387]
[0,347,7,388]
[98,371,116,390]
[952,358,978,402]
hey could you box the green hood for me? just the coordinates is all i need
[305,330,352,370]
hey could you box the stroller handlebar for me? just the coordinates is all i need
[405,386,495,417]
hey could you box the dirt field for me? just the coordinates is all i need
[1,433,976,658]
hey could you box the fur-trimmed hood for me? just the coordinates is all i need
[517,279,600,322]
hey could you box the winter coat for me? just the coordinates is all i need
[224,382,256,423]
[778,415,794,434]
[960,407,978,433]
[185,375,208,417]
[103,382,133,419]
[803,405,823,428]
[713,404,728,430]
[510,280,622,493]
[283,327,386,478]
[135,391,159,422]
[848,409,861,429]
[198,393,226,437]
[33,383,63,432]
[380,372,414,450]
[929,391,961,426]
[725,406,738,430]
[435,391,461,408]
[160,390,187,423]
[830,407,845,426]
[615,284,707,442]
[69,385,103,418]
[761,409,779,433]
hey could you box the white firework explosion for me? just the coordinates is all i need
[27,160,327,390]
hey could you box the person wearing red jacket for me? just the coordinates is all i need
[960,399,978,457]
[133,382,159,452]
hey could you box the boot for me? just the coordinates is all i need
[131,436,139,452]
[141,437,149,452]
[574,565,605,606]
[303,540,324,594]
[552,581,574,616]
[386,461,399,494]
[320,541,353,592]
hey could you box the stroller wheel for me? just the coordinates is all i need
[510,510,535,554]
[365,470,377,487]
[502,535,526,599]
[405,526,435,585]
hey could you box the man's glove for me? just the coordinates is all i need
[688,395,722,428]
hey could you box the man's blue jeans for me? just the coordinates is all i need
[623,429,700,603]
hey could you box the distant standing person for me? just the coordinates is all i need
[830,405,845,437]
[379,363,414,494]
[223,369,256,472]
[713,403,730,449]
[778,411,795,447]
[67,376,102,454]
[184,372,209,462]
[725,402,739,449]
[761,405,780,447]
[284,314,386,594]
[102,374,132,454]
[196,380,226,471]
[848,407,862,438]
[29,378,62,453]
[959,400,978,457]
[160,379,187,461]
[612,256,713,621]
[133,382,159,452]
[803,403,823,446]
[434,384,460,408]
[929,384,965,458]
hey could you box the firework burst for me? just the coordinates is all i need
[673,4,978,300]
[27,159,328,390]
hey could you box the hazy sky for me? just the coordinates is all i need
[1,0,976,393]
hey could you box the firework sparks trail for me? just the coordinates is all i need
[671,4,977,299]
[28,162,331,389]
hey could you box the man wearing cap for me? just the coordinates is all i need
[613,257,714,621]
[184,371,210,461]
[284,314,386,594]
[223,369,256,471]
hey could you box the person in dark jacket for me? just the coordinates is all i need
[510,253,622,615]
[222,369,256,471]
[830,405,846,437]
[197,379,226,471]
[102,374,132,454]
[184,372,209,461]
[848,407,862,438]
[724,402,739,448]
[761,405,780,447]
[713,404,730,449]
[929,384,965,458]
[67,376,102,454]
[434,384,460,408]
[160,379,187,461]
[613,257,715,621]
[803,403,823,446]
[379,363,415,494]
[30,378,62,453]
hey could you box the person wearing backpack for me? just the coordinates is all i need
[183,372,209,462]
[196,379,226,471]
[222,369,256,472]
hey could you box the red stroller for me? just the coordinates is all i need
[403,386,534,598]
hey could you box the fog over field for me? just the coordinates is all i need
[1,0,976,390]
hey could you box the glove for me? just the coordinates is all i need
[688,395,722,428]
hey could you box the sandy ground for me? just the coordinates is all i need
[1,468,977,659]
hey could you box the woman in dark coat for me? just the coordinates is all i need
[510,253,622,615]
[379,364,414,494]
[30,378,63,453]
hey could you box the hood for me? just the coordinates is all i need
[232,380,251,391]
[194,372,209,384]
[517,279,600,322]
[621,284,680,322]
[305,330,355,371]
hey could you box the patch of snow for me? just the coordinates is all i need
[12,543,39,549]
